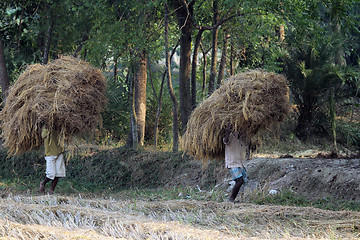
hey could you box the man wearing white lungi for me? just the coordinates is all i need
[223,125,252,203]
[39,126,65,195]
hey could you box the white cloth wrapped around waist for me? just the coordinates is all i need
[224,132,248,168]
[45,154,66,180]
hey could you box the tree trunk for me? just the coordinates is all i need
[152,71,165,149]
[334,22,346,67]
[0,31,10,101]
[217,30,229,87]
[171,0,193,132]
[295,94,315,139]
[165,4,179,152]
[330,21,345,150]
[131,99,139,149]
[208,0,219,95]
[191,28,204,109]
[73,35,89,57]
[148,61,164,149]
[17,5,24,51]
[329,87,337,150]
[134,51,147,146]
[201,44,209,94]
[153,42,179,149]
[127,68,139,149]
[230,39,235,76]
[43,12,54,64]
[113,56,118,82]
[350,87,359,123]
[125,69,135,148]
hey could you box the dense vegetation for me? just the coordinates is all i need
[1,4,360,239]
[0,0,359,150]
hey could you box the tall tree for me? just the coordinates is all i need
[150,65,164,149]
[208,0,219,94]
[152,42,179,149]
[190,28,204,109]
[165,3,179,152]
[129,68,138,149]
[134,51,148,146]
[190,0,254,101]
[42,9,55,64]
[0,31,10,100]
[229,38,235,75]
[170,0,194,132]
[200,44,210,94]
[329,0,348,149]
[217,30,229,86]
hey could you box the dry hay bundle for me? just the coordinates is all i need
[0,56,107,155]
[182,70,291,160]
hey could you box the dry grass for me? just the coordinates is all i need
[0,194,359,239]
[0,218,119,240]
[0,56,107,155]
[182,70,291,161]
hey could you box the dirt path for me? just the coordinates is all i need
[245,157,360,201]
[0,194,359,239]
[163,154,360,203]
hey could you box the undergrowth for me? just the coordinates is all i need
[0,143,359,212]
[247,189,360,212]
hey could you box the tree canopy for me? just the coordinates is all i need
[1,0,359,150]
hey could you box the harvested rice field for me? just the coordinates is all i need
[0,193,359,240]
[0,148,359,239]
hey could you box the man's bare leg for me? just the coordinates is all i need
[40,177,51,194]
[229,177,244,203]
[49,177,59,195]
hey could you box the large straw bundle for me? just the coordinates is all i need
[0,56,107,155]
[182,70,291,160]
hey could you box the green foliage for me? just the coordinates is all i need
[1,1,40,81]
[144,64,175,147]
[250,189,360,211]
[282,0,360,140]
[0,149,44,180]
[312,196,360,211]
[1,0,360,148]
[1,146,360,212]
[251,189,310,207]
[336,120,360,148]
[84,0,164,67]
[220,1,287,72]
[1,0,98,81]
[102,73,131,141]
[63,147,198,191]
[0,146,218,195]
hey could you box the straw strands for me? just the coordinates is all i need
[182,70,291,160]
[0,194,358,239]
[0,56,107,155]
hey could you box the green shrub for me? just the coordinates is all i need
[336,120,360,148]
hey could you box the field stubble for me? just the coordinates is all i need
[0,194,359,240]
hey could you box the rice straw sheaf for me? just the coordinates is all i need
[0,56,107,155]
[182,70,291,161]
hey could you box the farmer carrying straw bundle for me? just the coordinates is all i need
[40,125,65,194]
[0,56,107,194]
[182,70,291,202]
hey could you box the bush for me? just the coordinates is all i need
[336,120,360,149]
